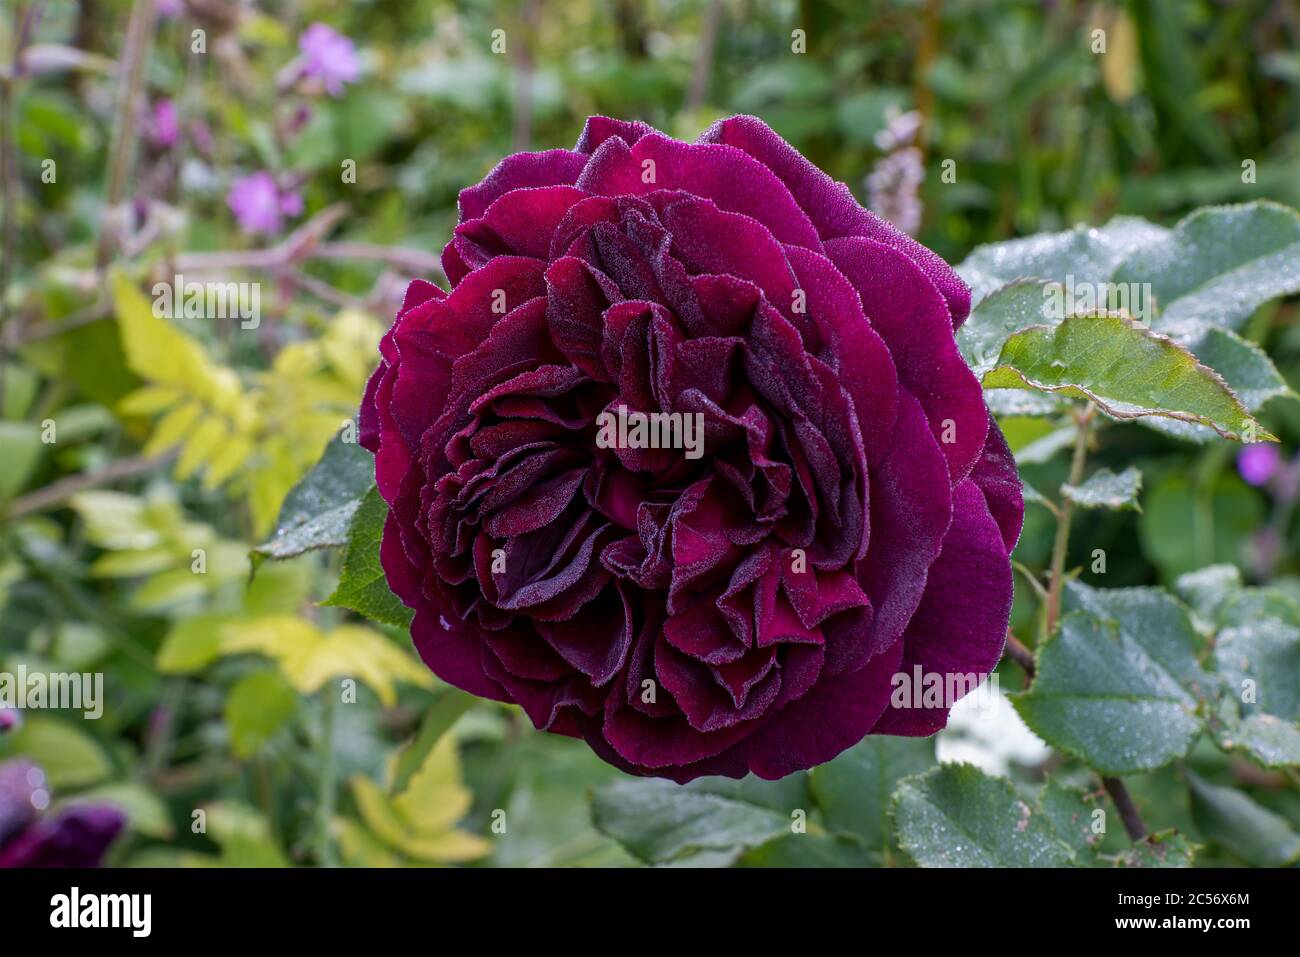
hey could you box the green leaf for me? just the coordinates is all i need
[1113,201,1300,331]
[1013,423,1078,464]
[1210,618,1300,768]
[1215,588,1300,630]
[591,776,808,865]
[0,422,44,503]
[1063,581,1212,695]
[224,670,298,758]
[349,734,490,863]
[981,312,1272,442]
[809,735,935,857]
[5,716,112,788]
[390,689,476,793]
[156,613,230,674]
[321,486,412,628]
[71,782,174,839]
[1164,323,1293,411]
[488,736,637,867]
[1111,829,1197,868]
[1141,322,1294,442]
[1213,618,1300,722]
[221,616,433,706]
[1062,466,1143,511]
[957,216,1170,307]
[1173,564,1242,624]
[199,802,290,867]
[1036,779,1106,862]
[737,833,876,868]
[891,764,1075,867]
[1215,713,1300,769]
[1013,584,1208,774]
[251,435,373,563]
[957,280,1054,376]
[1186,771,1300,866]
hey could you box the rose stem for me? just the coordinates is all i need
[1043,402,1095,639]
[1102,777,1149,842]
[1003,628,1036,680]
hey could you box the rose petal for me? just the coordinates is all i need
[699,114,971,326]
[870,479,1012,736]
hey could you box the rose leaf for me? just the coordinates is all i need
[1012,583,1212,775]
[590,776,809,865]
[1061,466,1143,511]
[981,312,1275,442]
[1113,200,1300,332]
[1187,771,1300,867]
[321,485,413,628]
[251,434,373,564]
[808,735,935,858]
[890,764,1077,867]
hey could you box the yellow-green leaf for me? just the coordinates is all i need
[982,313,1273,441]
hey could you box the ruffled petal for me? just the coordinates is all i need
[698,114,971,326]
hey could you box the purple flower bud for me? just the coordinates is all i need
[1238,444,1281,487]
[867,107,925,236]
[298,23,361,98]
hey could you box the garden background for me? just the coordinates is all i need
[2,0,1300,867]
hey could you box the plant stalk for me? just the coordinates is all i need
[1043,404,1095,638]
[315,692,338,866]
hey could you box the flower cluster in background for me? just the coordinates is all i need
[866,106,925,236]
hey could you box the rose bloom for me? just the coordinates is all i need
[361,116,1022,782]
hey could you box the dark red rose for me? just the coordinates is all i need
[361,115,1022,781]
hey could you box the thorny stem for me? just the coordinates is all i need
[1043,404,1095,639]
